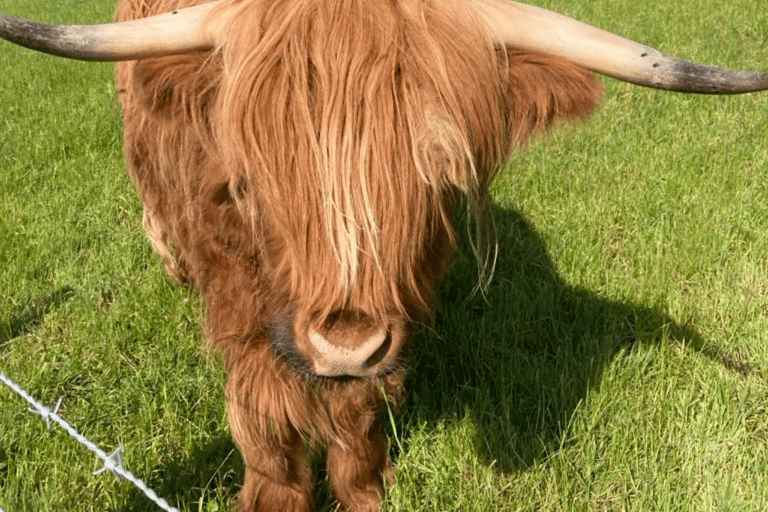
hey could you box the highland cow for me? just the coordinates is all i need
[2,0,767,510]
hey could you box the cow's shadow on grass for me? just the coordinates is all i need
[402,204,741,474]
[118,204,746,510]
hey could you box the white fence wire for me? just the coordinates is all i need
[0,372,180,512]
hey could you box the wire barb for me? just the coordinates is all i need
[29,395,63,430]
[93,446,125,480]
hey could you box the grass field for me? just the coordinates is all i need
[1,0,768,510]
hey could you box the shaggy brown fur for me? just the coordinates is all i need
[115,0,602,510]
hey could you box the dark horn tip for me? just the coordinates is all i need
[0,14,101,61]
[657,55,768,95]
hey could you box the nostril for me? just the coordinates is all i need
[364,330,391,369]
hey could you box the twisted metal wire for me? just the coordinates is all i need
[0,372,180,512]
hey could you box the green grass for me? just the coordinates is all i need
[1,0,768,511]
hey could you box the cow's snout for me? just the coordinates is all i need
[303,310,403,378]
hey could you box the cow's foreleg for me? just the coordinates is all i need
[325,374,404,512]
[226,345,312,512]
[235,428,310,512]
[327,413,390,512]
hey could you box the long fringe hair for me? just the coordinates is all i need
[117,0,601,322]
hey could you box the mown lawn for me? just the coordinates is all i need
[1,0,767,511]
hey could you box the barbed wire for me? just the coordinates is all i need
[0,372,180,512]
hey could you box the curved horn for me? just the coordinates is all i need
[0,1,224,61]
[474,0,768,94]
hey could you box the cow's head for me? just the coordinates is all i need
[3,0,767,380]
[199,0,525,379]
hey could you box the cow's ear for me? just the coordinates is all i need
[500,48,602,144]
[130,53,220,122]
